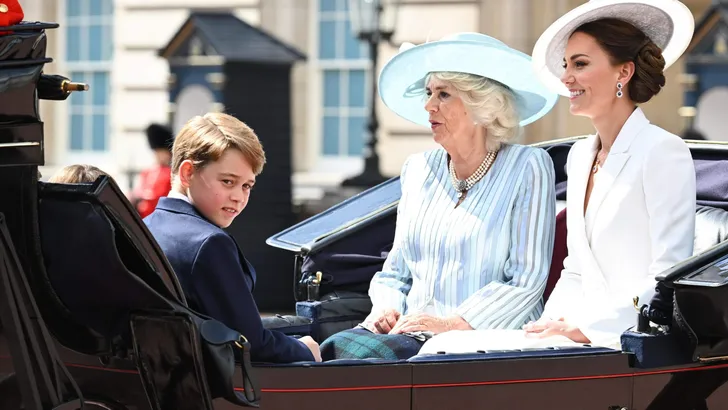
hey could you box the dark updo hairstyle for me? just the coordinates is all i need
[573,18,666,103]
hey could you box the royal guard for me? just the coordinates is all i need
[0,0,24,35]
[132,124,174,218]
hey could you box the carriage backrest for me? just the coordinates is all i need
[37,176,187,348]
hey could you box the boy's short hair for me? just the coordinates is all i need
[171,113,266,176]
[49,164,107,184]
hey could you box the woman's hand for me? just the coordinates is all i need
[365,309,401,334]
[389,313,471,335]
[523,317,590,343]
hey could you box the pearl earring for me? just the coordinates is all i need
[616,82,623,98]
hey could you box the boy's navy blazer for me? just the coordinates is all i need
[144,197,314,363]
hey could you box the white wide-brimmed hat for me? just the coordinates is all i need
[378,32,559,128]
[532,0,695,96]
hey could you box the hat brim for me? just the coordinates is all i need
[378,40,559,128]
[532,0,695,96]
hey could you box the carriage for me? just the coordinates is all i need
[2,17,728,410]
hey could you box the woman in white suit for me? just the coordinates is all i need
[420,0,697,352]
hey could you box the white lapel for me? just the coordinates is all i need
[566,136,606,285]
[570,135,599,234]
[584,154,630,239]
[584,108,650,238]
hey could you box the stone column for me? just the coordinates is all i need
[38,0,60,168]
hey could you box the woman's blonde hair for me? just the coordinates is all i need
[171,112,266,176]
[49,164,107,184]
[427,72,521,151]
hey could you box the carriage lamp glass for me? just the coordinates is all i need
[348,0,399,41]
[344,0,400,187]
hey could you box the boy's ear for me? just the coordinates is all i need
[178,160,195,188]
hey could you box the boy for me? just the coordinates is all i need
[144,113,321,363]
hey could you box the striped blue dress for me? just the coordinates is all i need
[365,144,556,330]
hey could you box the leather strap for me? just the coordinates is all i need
[235,338,261,406]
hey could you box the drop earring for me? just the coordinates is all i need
[616,82,623,98]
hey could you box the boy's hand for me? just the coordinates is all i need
[299,336,322,362]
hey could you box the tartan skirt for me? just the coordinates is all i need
[320,328,425,361]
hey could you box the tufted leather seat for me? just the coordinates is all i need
[693,205,728,255]
[545,208,567,302]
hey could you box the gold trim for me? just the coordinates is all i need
[699,355,728,363]
[0,142,39,148]
[235,334,249,349]
[684,139,728,146]
[530,135,589,147]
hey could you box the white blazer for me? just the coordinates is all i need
[543,107,696,348]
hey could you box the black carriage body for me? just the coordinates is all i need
[6,325,728,409]
[2,19,728,410]
[3,136,728,409]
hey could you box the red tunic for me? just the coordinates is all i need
[134,165,172,219]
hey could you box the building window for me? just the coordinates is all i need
[318,0,370,157]
[65,0,113,152]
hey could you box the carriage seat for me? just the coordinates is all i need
[37,176,260,409]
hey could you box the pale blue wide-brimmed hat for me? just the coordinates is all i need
[378,32,559,128]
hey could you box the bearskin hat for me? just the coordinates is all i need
[146,123,174,151]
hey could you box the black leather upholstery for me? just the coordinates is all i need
[694,205,728,255]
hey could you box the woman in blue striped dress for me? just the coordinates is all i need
[320,32,560,361]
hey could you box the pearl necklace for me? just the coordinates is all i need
[448,150,498,199]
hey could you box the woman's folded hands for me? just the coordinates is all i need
[365,309,472,335]
[522,317,590,343]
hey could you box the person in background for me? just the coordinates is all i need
[132,124,173,218]
[49,164,107,184]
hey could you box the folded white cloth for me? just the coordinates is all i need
[419,329,591,355]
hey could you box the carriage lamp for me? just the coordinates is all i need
[343,0,400,187]
[307,271,323,302]
[37,74,89,101]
